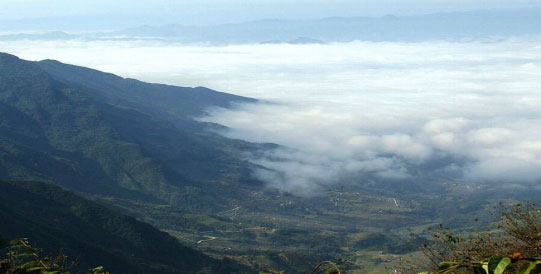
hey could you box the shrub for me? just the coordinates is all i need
[0,238,108,274]
[414,202,541,274]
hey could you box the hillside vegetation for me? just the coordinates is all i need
[0,52,260,208]
[0,180,246,273]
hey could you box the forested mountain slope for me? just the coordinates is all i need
[0,52,261,210]
[0,180,246,274]
[37,59,256,126]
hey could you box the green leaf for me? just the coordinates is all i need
[14,252,35,258]
[19,261,40,269]
[488,257,511,274]
[518,261,541,274]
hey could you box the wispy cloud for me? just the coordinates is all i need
[2,39,541,193]
[196,40,541,193]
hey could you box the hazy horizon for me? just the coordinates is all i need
[1,0,541,31]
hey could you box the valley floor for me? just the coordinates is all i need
[95,182,519,273]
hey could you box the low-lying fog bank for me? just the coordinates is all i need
[4,39,540,193]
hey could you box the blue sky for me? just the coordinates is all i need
[1,0,540,26]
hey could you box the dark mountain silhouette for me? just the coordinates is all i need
[0,180,246,274]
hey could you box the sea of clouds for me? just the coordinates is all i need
[3,39,541,193]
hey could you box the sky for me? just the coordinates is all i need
[3,38,540,193]
[1,0,540,28]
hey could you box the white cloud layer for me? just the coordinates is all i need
[2,39,541,193]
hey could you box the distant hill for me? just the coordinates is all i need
[0,31,74,41]
[2,8,540,44]
[109,9,541,43]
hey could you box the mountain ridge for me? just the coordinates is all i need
[0,52,262,209]
[3,8,540,43]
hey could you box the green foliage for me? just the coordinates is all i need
[0,238,109,274]
[415,203,541,274]
[417,257,540,274]
[88,266,110,274]
[489,257,511,274]
[517,261,541,274]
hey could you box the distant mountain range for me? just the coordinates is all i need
[2,8,540,44]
